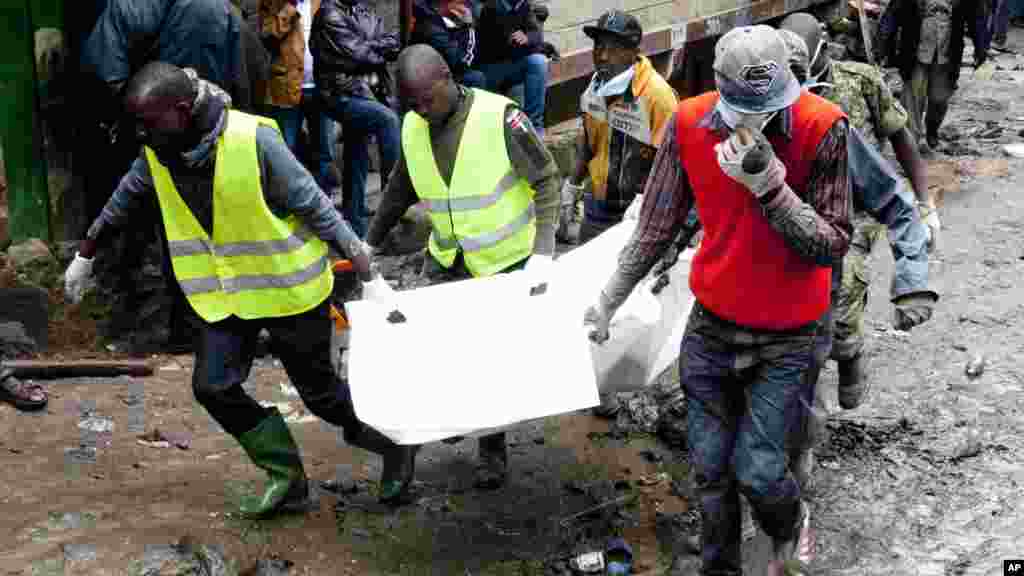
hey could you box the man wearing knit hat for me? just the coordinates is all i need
[586,25,851,575]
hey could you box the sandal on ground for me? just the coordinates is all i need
[0,368,47,411]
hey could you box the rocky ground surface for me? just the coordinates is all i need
[2,29,1024,576]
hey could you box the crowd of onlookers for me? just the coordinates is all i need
[242,0,556,238]
[80,0,556,245]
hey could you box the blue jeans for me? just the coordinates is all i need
[266,87,336,193]
[478,53,548,135]
[460,69,487,89]
[321,96,400,239]
[681,303,816,575]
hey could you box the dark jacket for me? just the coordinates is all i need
[311,0,400,102]
[82,0,242,104]
[476,0,543,64]
[410,0,478,77]
[878,0,993,87]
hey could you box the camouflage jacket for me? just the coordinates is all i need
[818,60,908,152]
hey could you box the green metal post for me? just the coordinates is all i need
[0,0,52,243]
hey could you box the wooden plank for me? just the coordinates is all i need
[2,359,155,379]
[547,0,832,86]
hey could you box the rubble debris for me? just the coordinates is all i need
[965,354,986,379]
[137,429,191,450]
[387,310,407,324]
[0,284,49,349]
[559,495,634,527]
[128,537,231,576]
[638,450,663,464]
[530,282,548,296]
[0,321,38,358]
[606,371,687,448]
[62,543,98,563]
[78,415,114,434]
[240,556,294,576]
[320,478,359,495]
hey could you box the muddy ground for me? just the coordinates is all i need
[3,33,1024,576]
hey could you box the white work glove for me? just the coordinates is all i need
[624,194,644,220]
[583,291,615,343]
[361,274,396,303]
[715,129,787,198]
[345,239,375,281]
[64,253,96,304]
[919,203,941,253]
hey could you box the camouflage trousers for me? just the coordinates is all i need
[831,212,887,361]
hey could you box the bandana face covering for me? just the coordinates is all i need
[715,98,779,131]
[592,65,636,99]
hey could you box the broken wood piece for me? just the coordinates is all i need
[558,494,635,527]
[1,359,155,379]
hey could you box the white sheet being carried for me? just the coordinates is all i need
[343,219,695,445]
[550,219,695,394]
[345,268,599,445]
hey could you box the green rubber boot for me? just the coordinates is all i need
[346,424,418,505]
[236,408,311,518]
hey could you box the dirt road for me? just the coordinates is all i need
[4,34,1024,576]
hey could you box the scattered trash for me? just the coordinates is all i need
[529,282,548,296]
[129,538,231,576]
[1001,143,1024,158]
[637,472,668,487]
[568,551,605,574]
[387,310,407,324]
[241,556,294,576]
[137,429,190,450]
[350,527,372,539]
[62,543,98,563]
[952,343,968,352]
[638,449,663,463]
[205,452,227,461]
[78,416,114,434]
[320,478,359,495]
[965,354,987,379]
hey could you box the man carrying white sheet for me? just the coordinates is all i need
[365,44,560,490]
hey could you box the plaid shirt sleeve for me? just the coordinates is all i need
[759,119,853,266]
[607,112,695,308]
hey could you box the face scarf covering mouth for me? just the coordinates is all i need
[587,65,637,99]
[714,98,779,131]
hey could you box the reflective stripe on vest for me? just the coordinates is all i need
[147,110,333,322]
[402,89,536,278]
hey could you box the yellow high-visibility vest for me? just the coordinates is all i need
[402,89,535,278]
[147,110,333,323]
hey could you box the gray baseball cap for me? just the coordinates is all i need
[713,25,801,114]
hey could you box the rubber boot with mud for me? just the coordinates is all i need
[837,352,868,409]
[347,425,419,505]
[474,432,508,490]
[236,408,312,518]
